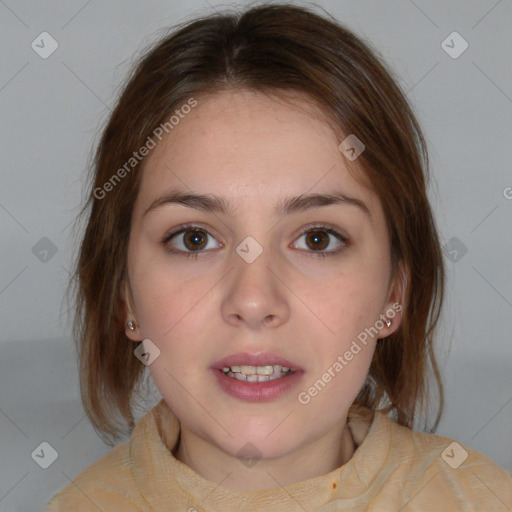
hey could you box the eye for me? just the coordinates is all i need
[163,224,222,258]
[162,223,349,259]
[292,225,348,258]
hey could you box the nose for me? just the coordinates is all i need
[221,241,290,330]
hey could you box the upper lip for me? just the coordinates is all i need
[212,352,303,371]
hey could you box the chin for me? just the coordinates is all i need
[219,421,304,460]
[225,437,297,462]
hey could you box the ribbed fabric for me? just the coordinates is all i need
[47,399,511,511]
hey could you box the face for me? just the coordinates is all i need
[124,89,403,461]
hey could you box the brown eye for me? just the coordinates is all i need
[164,225,221,256]
[182,230,208,251]
[293,226,348,257]
[304,230,330,251]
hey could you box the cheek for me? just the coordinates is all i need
[299,262,388,340]
[295,337,375,432]
[129,249,207,337]
[136,283,211,345]
[129,265,216,378]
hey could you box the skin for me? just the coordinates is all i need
[123,89,404,491]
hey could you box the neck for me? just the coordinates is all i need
[173,416,356,492]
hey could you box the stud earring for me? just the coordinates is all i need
[127,320,136,331]
[384,318,391,328]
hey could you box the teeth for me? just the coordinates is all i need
[240,365,256,375]
[226,364,291,376]
[257,365,274,375]
[223,364,294,382]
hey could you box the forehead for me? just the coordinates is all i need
[136,89,378,217]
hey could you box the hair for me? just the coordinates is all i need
[71,2,445,442]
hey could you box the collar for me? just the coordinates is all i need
[130,399,391,511]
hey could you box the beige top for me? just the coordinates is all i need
[47,399,511,511]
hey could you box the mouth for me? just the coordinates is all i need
[221,364,295,382]
[211,352,303,401]
[213,352,301,379]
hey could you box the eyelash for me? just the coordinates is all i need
[162,223,349,259]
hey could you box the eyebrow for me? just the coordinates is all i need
[144,189,371,218]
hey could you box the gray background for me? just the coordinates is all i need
[1,0,511,510]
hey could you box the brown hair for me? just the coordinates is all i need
[71,2,444,442]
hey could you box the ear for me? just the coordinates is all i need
[378,261,408,339]
[121,279,142,341]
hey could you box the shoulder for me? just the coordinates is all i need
[46,440,145,511]
[46,400,181,511]
[375,412,512,510]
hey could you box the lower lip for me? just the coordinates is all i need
[211,368,304,402]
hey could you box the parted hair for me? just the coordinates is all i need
[71,2,445,442]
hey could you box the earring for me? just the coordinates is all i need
[127,320,136,331]
[384,318,391,328]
